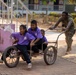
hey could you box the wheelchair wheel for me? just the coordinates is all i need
[44,46,57,65]
[3,46,20,68]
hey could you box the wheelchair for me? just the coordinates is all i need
[3,43,57,68]
[3,28,68,68]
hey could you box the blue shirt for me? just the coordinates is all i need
[28,27,42,39]
[11,32,35,45]
[42,36,48,43]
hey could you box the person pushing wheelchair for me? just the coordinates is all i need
[49,11,75,55]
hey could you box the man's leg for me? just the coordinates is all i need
[32,45,39,53]
[65,32,74,53]
[32,39,43,53]
[43,44,47,51]
[16,45,31,64]
[35,39,43,45]
[35,39,43,50]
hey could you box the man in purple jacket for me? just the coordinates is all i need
[28,20,43,54]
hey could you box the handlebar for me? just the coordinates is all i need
[56,31,65,43]
[45,28,66,43]
[45,28,66,32]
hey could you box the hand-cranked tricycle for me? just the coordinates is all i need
[2,28,67,68]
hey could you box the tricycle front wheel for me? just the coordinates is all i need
[44,46,57,65]
[3,46,20,68]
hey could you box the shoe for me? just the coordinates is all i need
[0,59,3,63]
[27,63,32,70]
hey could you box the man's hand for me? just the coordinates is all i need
[30,43,35,47]
[13,39,19,44]
[49,26,55,30]
[62,27,66,31]
[43,42,48,45]
[15,39,19,42]
[65,28,68,32]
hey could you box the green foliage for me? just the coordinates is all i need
[50,0,56,2]
[74,18,76,27]
[68,0,76,4]
[42,0,56,5]
[74,18,76,23]
[49,12,61,17]
[71,13,76,18]
[42,0,56,2]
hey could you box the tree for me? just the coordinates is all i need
[41,0,56,23]
[42,0,56,5]
[68,0,76,4]
[42,0,56,14]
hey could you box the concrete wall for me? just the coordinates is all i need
[65,4,76,13]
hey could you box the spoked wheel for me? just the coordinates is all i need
[44,46,57,65]
[3,46,20,68]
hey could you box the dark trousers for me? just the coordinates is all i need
[43,44,47,51]
[31,39,42,53]
[32,39,47,53]
[65,31,75,52]
[16,45,31,64]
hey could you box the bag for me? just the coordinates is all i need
[4,25,14,33]
[0,29,12,52]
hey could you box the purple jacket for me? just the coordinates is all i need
[42,36,48,43]
[28,27,42,39]
[11,32,35,45]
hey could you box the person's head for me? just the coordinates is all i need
[62,11,68,19]
[19,25,27,35]
[31,20,37,30]
[41,29,45,36]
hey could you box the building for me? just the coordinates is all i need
[23,0,65,13]
[2,0,76,13]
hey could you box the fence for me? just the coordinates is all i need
[25,4,65,11]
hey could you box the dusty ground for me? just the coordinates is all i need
[0,56,76,75]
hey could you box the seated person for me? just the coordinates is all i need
[41,29,48,51]
[28,20,43,53]
[12,25,35,69]
[1,25,35,69]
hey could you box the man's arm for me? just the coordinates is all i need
[65,20,73,32]
[54,17,62,28]
[27,33,35,47]
[13,39,19,44]
[30,40,35,47]
[50,17,62,29]
[11,33,19,44]
[34,38,40,44]
[34,29,42,44]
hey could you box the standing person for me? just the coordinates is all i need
[49,11,75,55]
[28,20,43,54]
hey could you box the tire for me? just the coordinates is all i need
[44,46,57,65]
[3,46,20,68]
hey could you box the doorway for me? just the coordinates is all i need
[54,0,59,10]
[28,0,34,10]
